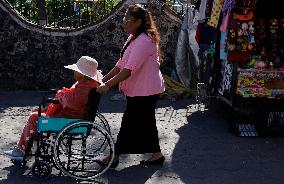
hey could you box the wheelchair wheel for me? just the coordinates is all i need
[31,161,52,179]
[53,121,115,180]
[11,159,27,166]
[96,113,110,133]
[38,138,54,162]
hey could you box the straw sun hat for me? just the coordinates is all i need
[64,56,103,83]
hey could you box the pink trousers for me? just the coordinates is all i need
[17,112,46,152]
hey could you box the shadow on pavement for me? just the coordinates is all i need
[0,164,78,184]
[0,91,45,108]
[157,98,193,110]
[171,100,284,184]
[0,161,160,184]
[105,164,160,184]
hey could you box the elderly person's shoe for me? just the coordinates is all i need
[4,147,24,161]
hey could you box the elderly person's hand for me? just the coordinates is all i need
[97,83,111,94]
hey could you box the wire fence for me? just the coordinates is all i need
[5,0,196,28]
[6,0,120,28]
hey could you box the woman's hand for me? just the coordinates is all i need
[97,83,110,94]
[97,68,130,94]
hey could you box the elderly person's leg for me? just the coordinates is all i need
[17,112,38,151]
[4,112,39,160]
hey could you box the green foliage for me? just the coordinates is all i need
[6,0,121,28]
[7,0,39,23]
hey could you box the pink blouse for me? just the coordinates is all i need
[116,33,165,97]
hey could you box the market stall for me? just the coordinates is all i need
[195,0,284,136]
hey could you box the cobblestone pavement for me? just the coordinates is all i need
[1,90,284,184]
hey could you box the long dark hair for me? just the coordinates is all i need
[121,4,163,62]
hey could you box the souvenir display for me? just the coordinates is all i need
[195,0,284,135]
[226,0,257,67]
[237,69,284,98]
[197,0,284,98]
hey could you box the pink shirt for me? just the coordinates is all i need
[116,33,165,97]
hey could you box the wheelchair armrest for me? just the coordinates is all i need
[47,88,59,95]
[45,98,60,104]
[38,98,60,117]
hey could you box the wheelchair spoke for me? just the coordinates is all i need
[53,121,115,180]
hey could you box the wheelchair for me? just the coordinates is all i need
[15,88,115,180]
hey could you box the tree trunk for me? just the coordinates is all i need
[36,0,47,26]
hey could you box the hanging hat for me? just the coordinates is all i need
[64,56,103,83]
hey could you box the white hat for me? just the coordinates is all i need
[64,56,103,83]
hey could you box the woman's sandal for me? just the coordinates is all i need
[140,156,165,166]
[109,158,119,168]
[101,157,119,169]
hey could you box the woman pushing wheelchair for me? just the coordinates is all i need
[4,56,102,161]
[97,4,165,168]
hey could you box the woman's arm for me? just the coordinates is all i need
[102,66,120,83]
[106,68,131,87]
[97,68,131,94]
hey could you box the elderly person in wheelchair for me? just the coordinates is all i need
[4,56,103,161]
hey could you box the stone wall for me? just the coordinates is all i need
[0,0,181,90]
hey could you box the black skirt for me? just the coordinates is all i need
[115,94,161,154]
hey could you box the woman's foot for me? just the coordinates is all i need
[140,153,165,166]
[103,155,119,168]
[140,156,165,166]
[110,157,119,168]
[4,147,25,161]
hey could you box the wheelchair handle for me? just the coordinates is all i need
[45,98,60,104]
[38,104,42,117]
[47,88,59,95]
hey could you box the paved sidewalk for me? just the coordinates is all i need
[1,90,284,184]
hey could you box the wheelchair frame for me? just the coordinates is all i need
[18,88,114,180]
